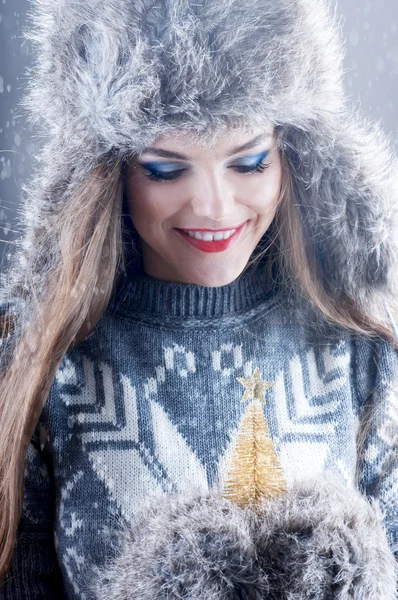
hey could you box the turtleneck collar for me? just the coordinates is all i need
[108,258,280,321]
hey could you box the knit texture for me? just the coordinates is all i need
[2,259,397,599]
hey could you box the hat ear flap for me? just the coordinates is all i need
[280,111,398,310]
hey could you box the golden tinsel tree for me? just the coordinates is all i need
[222,367,288,510]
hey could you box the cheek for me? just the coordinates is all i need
[134,184,199,233]
[243,174,282,216]
[128,187,174,229]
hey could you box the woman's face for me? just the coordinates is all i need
[124,126,283,286]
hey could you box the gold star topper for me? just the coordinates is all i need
[237,367,274,404]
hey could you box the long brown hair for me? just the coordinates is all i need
[0,147,397,584]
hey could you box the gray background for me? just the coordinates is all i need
[0,0,397,272]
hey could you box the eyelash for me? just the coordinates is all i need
[143,160,271,182]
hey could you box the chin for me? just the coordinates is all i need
[185,262,247,287]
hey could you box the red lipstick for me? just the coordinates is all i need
[174,221,247,253]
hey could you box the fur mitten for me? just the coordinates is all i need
[88,477,397,600]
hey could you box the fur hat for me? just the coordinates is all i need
[1,0,397,323]
[87,477,397,599]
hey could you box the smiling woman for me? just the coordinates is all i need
[0,0,398,597]
[123,127,283,285]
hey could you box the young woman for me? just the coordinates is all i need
[0,0,397,598]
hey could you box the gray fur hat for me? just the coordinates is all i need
[87,477,398,599]
[1,0,398,322]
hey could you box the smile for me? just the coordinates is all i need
[174,221,248,253]
[182,229,236,241]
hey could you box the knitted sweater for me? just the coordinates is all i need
[1,261,398,599]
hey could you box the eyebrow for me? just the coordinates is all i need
[139,133,272,160]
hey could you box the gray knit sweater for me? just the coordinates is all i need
[2,261,398,599]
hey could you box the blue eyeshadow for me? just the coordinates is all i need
[235,150,270,166]
[139,161,181,172]
[140,148,271,173]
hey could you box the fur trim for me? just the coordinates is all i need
[0,0,396,315]
[87,477,397,599]
[254,477,398,598]
[88,488,265,600]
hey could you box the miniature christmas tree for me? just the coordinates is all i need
[222,367,288,509]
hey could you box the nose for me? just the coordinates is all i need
[190,171,237,222]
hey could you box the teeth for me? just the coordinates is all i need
[183,229,236,241]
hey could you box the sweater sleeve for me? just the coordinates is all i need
[0,420,65,599]
[355,334,398,558]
